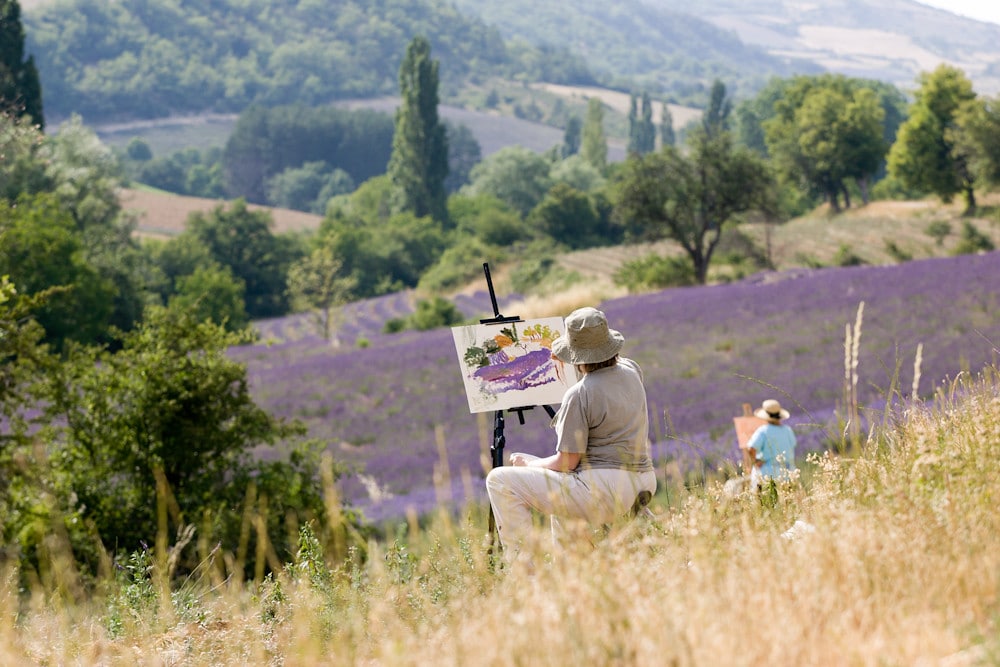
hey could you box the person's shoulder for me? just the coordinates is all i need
[618,357,642,374]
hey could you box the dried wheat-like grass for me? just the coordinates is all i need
[504,280,627,320]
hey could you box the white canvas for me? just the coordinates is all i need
[451,318,579,413]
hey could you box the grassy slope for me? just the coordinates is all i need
[122,188,323,240]
[6,366,1000,664]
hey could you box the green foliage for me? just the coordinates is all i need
[183,200,304,319]
[527,183,612,250]
[884,240,913,263]
[924,220,952,246]
[416,236,502,294]
[126,146,226,199]
[0,0,44,128]
[951,221,994,255]
[888,65,978,212]
[507,249,581,296]
[286,244,358,340]
[0,195,115,350]
[223,105,394,204]
[613,253,696,292]
[267,161,355,214]
[763,74,890,211]
[168,264,248,332]
[953,93,1000,189]
[462,146,552,217]
[443,121,482,195]
[581,98,607,172]
[385,296,465,333]
[833,244,865,266]
[26,0,513,124]
[16,304,351,577]
[387,37,449,222]
[561,116,581,158]
[613,117,774,284]
[550,154,606,193]
[627,92,656,156]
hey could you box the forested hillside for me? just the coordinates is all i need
[24,0,590,123]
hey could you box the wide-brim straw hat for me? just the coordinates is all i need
[755,399,790,423]
[551,307,624,365]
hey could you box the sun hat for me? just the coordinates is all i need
[755,399,790,423]
[551,307,624,365]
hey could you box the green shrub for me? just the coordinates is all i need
[924,220,952,246]
[951,221,994,255]
[613,254,696,292]
[834,244,865,266]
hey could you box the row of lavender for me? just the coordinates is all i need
[231,253,1000,524]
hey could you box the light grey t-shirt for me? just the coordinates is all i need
[552,357,653,472]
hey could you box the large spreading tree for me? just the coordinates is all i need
[0,0,43,128]
[387,36,449,223]
[614,83,774,284]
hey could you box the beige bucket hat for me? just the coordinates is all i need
[551,307,624,365]
[755,399,791,423]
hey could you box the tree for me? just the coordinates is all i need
[613,130,774,284]
[443,121,482,195]
[703,80,732,137]
[528,183,604,249]
[0,195,115,350]
[386,36,449,222]
[462,146,552,217]
[627,92,656,156]
[0,0,43,128]
[562,115,582,158]
[765,75,889,211]
[286,244,358,343]
[660,101,675,147]
[184,200,304,319]
[581,97,607,171]
[952,94,1000,190]
[31,304,344,574]
[887,65,978,214]
[168,264,248,332]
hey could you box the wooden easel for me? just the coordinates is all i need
[733,403,767,475]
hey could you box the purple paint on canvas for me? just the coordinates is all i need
[473,349,556,391]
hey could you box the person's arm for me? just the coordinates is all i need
[510,451,581,472]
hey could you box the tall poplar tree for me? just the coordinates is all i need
[0,0,43,129]
[581,97,607,171]
[387,36,448,222]
[660,101,676,147]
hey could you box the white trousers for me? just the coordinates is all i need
[485,453,656,563]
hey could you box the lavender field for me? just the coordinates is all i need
[232,252,1000,525]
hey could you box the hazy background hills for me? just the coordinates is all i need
[21,0,1000,160]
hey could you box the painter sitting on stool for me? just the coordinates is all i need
[485,307,657,567]
[747,399,798,488]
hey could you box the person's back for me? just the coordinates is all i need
[746,399,797,482]
[749,422,796,479]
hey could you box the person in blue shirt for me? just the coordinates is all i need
[746,399,797,486]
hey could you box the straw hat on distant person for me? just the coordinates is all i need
[551,307,624,365]
[755,399,790,423]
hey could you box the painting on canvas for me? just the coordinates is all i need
[451,318,579,413]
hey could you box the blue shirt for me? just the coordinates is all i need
[747,423,797,480]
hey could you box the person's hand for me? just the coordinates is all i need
[509,453,529,467]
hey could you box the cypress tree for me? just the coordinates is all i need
[627,93,639,155]
[0,0,43,129]
[660,101,676,147]
[637,92,656,154]
[387,36,448,222]
[581,97,607,171]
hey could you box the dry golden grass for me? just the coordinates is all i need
[559,194,1000,285]
[120,188,323,240]
[5,352,1000,665]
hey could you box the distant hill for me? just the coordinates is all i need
[650,0,1000,94]
[452,0,1000,95]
